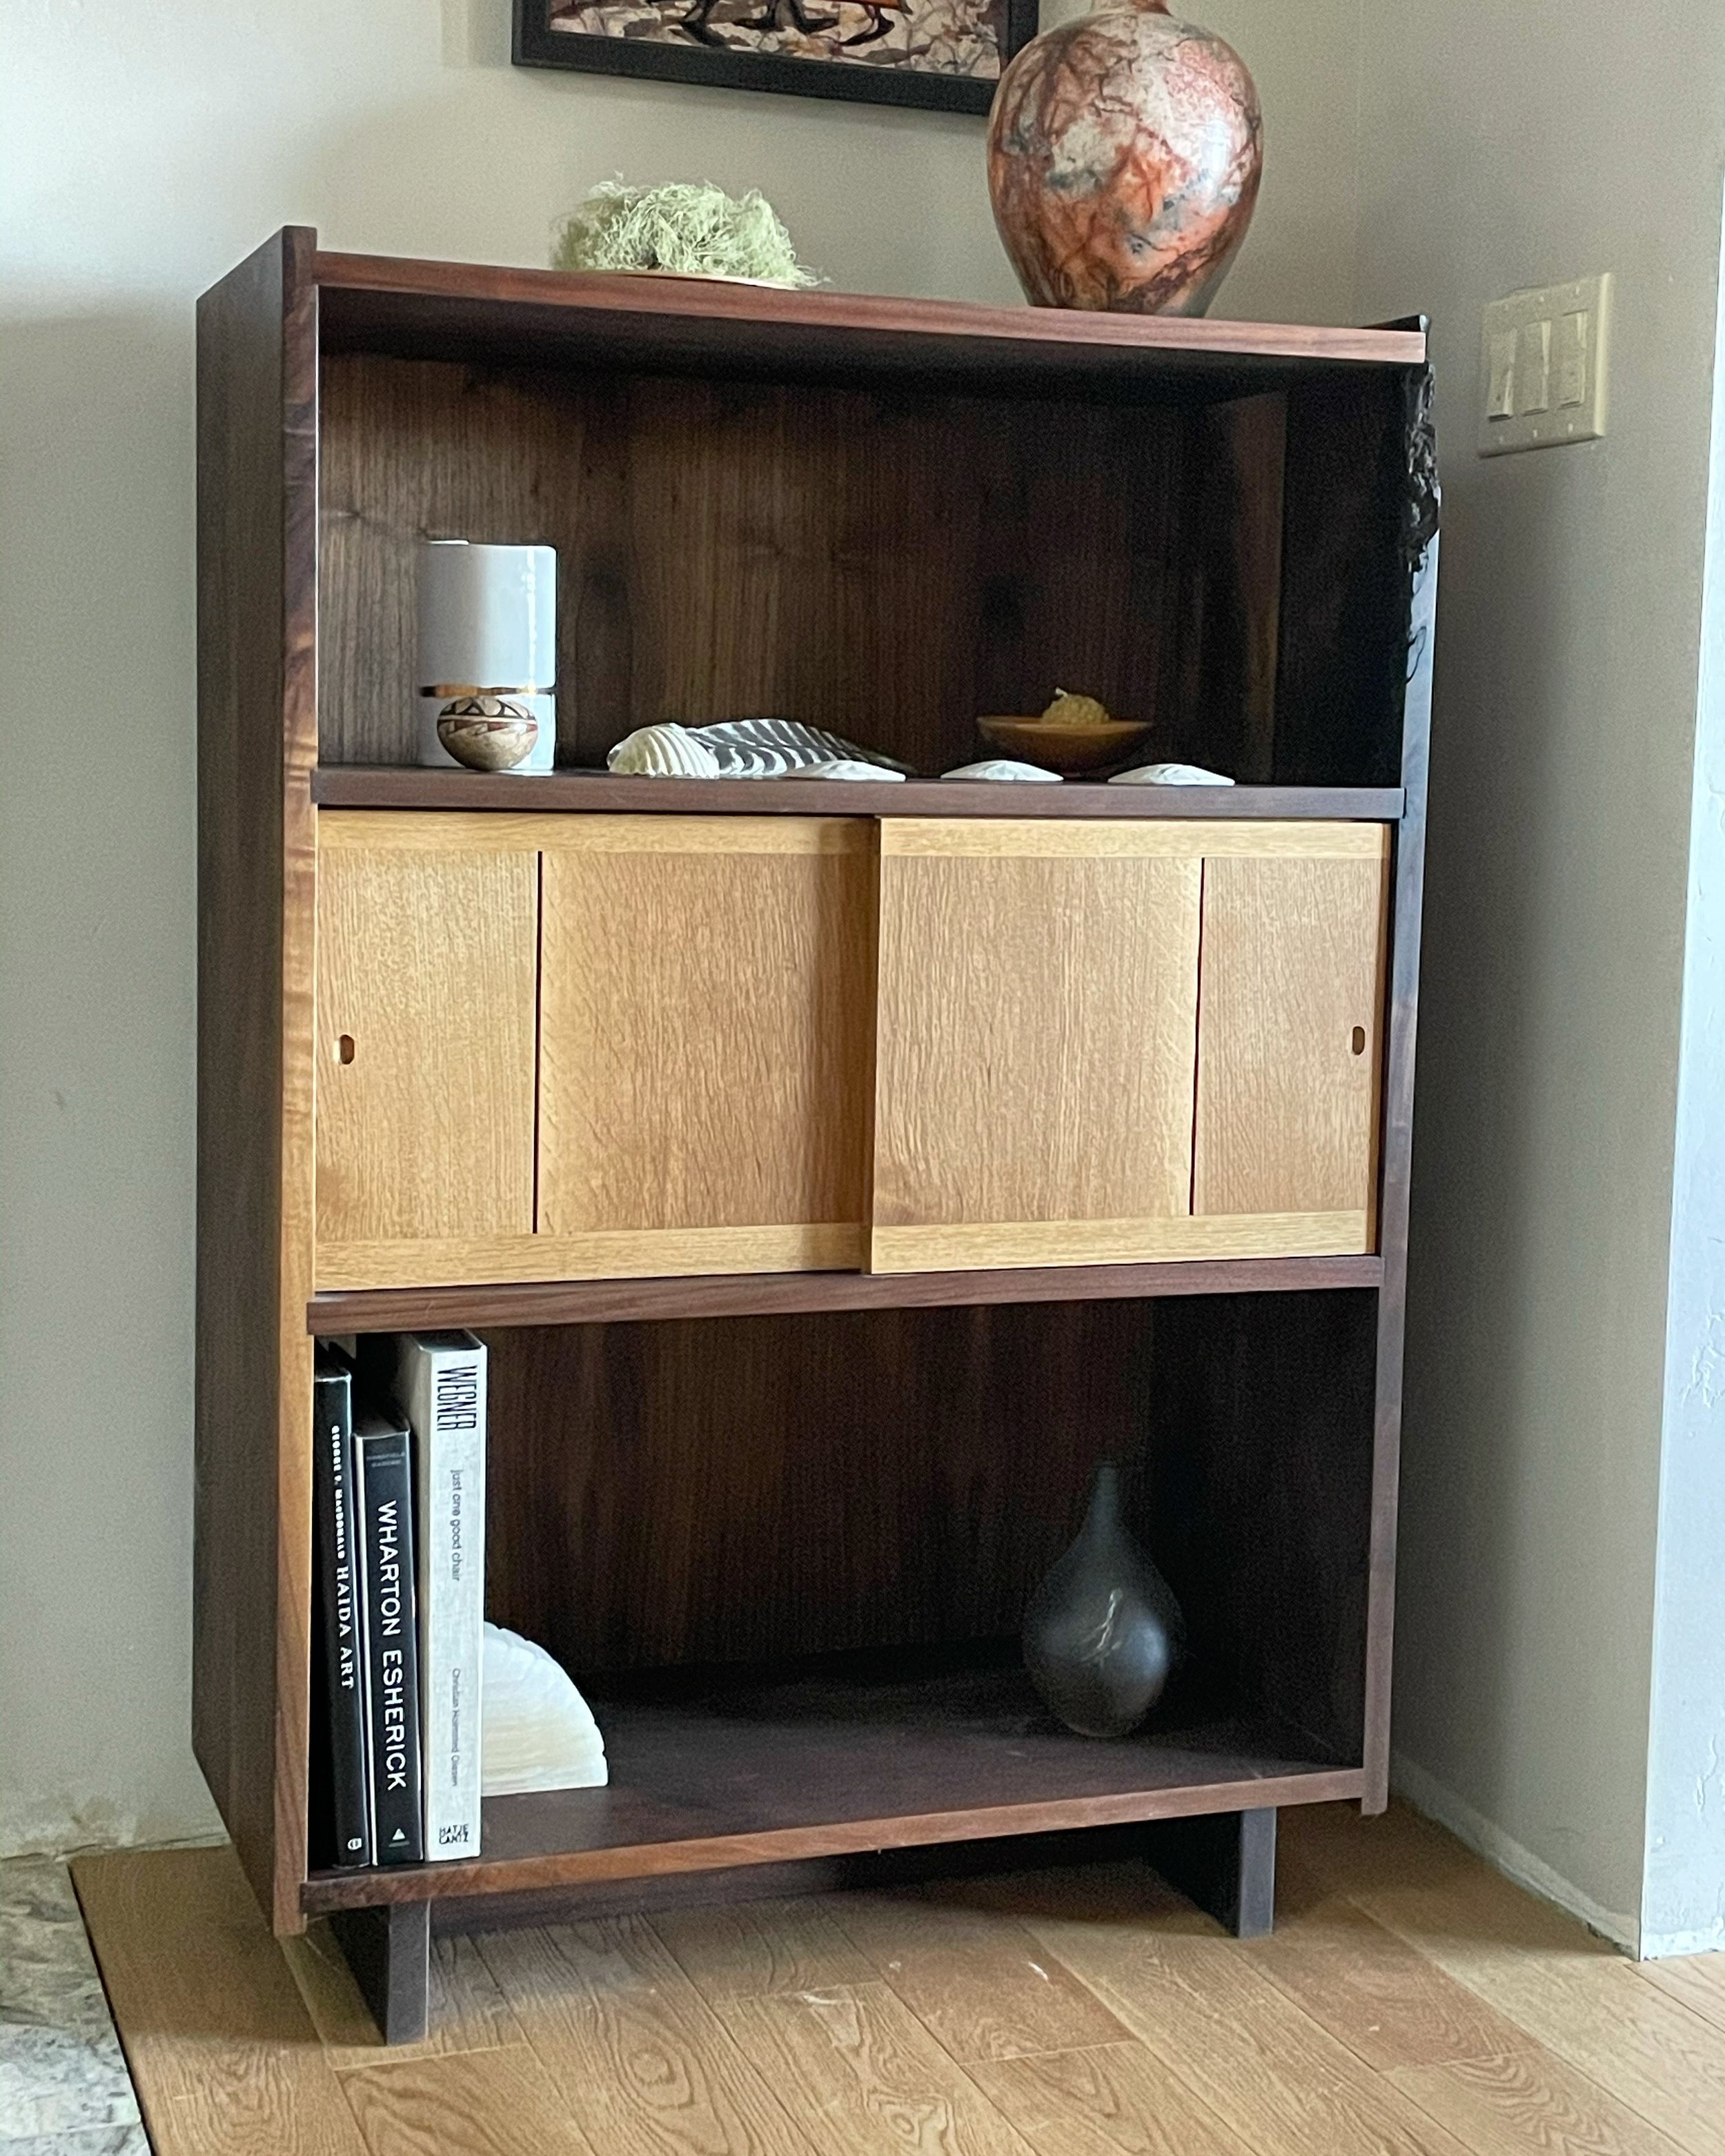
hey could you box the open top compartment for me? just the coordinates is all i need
[315,268,1423,789]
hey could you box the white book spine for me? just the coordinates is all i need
[398,1332,486,1861]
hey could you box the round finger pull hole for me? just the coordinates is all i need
[1350,1026,1367,1056]
[338,1034,356,1065]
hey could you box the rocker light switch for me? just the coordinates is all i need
[1479,274,1610,455]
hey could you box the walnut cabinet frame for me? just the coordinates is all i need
[195,229,1437,2043]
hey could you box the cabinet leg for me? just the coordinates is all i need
[1143,1806,1276,1939]
[328,1901,431,2044]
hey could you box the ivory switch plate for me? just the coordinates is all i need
[1478,273,1610,455]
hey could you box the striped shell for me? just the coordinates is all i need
[693,719,910,775]
[607,724,723,778]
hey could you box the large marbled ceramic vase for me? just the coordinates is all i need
[1023,1460,1186,1737]
[987,0,1262,316]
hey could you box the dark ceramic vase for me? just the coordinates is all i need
[1023,1461,1185,1737]
[986,0,1262,317]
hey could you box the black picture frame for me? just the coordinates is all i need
[513,0,1036,115]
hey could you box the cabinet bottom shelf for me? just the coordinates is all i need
[302,1645,1361,1915]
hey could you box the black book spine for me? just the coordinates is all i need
[357,1417,424,1864]
[312,1354,372,1868]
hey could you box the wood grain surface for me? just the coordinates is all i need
[313,248,1428,377]
[306,1252,1383,1332]
[312,353,1366,785]
[716,1981,1038,2156]
[317,355,1217,778]
[872,844,1201,1243]
[340,2046,598,2156]
[878,818,1388,858]
[314,835,538,1249]
[1194,849,1391,1223]
[192,224,321,1938]
[312,767,1408,822]
[480,1305,1169,1676]
[478,1917,812,2156]
[538,819,876,1254]
[81,1803,1725,2156]
[869,1214,1370,1274]
[316,1225,869,1294]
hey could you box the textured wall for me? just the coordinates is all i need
[0,0,1357,1854]
[1353,0,1725,1941]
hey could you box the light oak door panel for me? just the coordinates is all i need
[871,820,1203,1273]
[1194,843,1391,1245]
[315,820,538,1281]
[538,816,876,1278]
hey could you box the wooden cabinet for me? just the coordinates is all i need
[197,234,1435,2015]
[315,811,1389,1289]
[872,820,1389,1272]
[315,817,538,1264]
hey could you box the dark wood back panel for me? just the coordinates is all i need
[480,1295,1371,1755]
[318,355,1298,781]
[193,226,319,1934]
[482,1305,1154,1674]
[1272,370,1411,787]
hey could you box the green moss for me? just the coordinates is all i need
[553,180,820,288]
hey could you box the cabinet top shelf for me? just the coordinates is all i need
[310,241,1427,397]
[310,768,1406,822]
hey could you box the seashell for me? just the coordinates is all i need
[1109,761,1236,787]
[607,724,723,778]
[437,696,539,772]
[482,1623,608,1797]
[692,718,911,775]
[942,758,1063,782]
[785,759,905,782]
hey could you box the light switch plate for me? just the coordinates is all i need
[1478,273,1610,455]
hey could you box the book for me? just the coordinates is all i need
[394,1332,487,1862]
[355,1403,424,1864]
[310,1349,371,1868]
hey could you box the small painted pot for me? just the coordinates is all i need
[437,696,540,772]
[987,0,1262,317]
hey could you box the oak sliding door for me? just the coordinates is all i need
[313,812,876,1292]
[869,819,1390,1274]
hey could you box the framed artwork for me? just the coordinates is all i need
[513,0,1037,114]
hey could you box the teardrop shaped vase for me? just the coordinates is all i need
[1023,1461,1185,1738]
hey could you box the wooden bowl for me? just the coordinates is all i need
[977,715,1152,777]
[437,702,539,772]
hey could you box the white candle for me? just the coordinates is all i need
[416,540,558,773]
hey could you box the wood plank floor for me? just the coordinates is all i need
[71,1803,1725,2156]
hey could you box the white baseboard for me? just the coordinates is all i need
[1391,1750,1641,1955]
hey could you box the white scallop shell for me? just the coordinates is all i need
[482,1623,608,1797]
[693,719,910,775]
[785,758,905,782]
[607,724,723,778]
[1108,761,1235,787]
[942,758,1063,782]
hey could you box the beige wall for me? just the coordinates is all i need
[1352,1,1725,1939]
[0,0,1358,1854]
